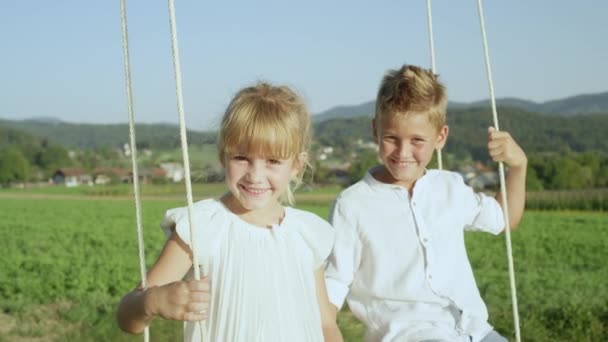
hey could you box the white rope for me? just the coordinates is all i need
[425,0,443,170]
[119,0,149,341]
[475,1,521,341]
[166,1,207,340]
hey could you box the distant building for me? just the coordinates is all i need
[52,168,93,187]
[160,162,184,182]
[92,167,131,184]
[457,162,499,190]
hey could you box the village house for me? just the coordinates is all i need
[52,168,93,187]
[159,162,184,182]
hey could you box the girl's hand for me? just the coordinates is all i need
[145,277,210,322]
[487,127,527,168]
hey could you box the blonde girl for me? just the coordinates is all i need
[117,82,342,342]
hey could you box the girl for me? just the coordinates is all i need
[117,82,343,341]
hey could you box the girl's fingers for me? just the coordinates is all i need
[186,301,209,313]
[184,310,208,322]
[189,291,210,303]
[188,278,211,291]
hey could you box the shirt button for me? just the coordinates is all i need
[423,238,428,242]
[428,274,433,279]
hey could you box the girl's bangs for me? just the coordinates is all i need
[223,113,299,159]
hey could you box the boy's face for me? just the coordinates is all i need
[373,112,448,189]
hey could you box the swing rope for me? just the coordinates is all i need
[425,0,443,170]
[120,0,206,340]
[118,0,149,341]
[166,0,208,340]
[475,1,521,341]
[120,2,518,341]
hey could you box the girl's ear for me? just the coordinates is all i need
[291,152,308,177]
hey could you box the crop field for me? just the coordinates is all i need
[0,189,606,341]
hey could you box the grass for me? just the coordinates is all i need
[0,188,606,341]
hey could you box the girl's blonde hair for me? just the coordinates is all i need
[218,82,312,205]
[375,64,447,131]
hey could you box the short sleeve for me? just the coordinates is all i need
[291,209,336,270]
[462,186,505,235]
[324,199,361,309]
[159,199,223,250]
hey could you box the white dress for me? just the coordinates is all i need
[161,199,335,342]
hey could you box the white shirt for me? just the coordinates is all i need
[162,199,335,342]
[325,167,505,342]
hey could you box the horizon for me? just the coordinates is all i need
[3,89,607,129]
[2,1,607,130]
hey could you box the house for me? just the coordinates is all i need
[137,167,167,184]
[92,167,131,185]
[160,162,184,182]
[52,168,93,187]
[457,162,499,190]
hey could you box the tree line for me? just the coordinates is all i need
[2,107,608,190]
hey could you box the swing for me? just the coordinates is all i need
[119,1,521,341]
[425,1,520,341]
[120,0,204,341]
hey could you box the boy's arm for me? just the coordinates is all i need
[315,267,344,342]
[324,200,360,309]
[488,127,527,229]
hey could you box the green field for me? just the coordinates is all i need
[0,189,606,341]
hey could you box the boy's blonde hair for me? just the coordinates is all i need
[218,82,312,205]
[375,65,447,131]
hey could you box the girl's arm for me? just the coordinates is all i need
[117,231,210,333]
[314,267,344,342]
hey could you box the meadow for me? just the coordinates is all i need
[0,186,606,341]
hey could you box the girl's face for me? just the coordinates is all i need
[373,112,448,190]
[224,152,302,215]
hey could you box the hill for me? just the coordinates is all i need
[2,104,607,162]
[0,119,217,149]
[313,91,608,121]
[314,106,608,162]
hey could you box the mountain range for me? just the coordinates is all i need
[1,91,607,159]
[312,91,608,122]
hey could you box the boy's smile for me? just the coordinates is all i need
[373,112,448,190]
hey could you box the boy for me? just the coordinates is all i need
[324,64,527,342]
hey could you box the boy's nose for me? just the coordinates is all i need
[397,142,411,157]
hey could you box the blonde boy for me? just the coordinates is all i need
[325,65,527,342]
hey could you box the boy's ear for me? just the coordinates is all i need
[436,125,449,149]
[372,119,379,144]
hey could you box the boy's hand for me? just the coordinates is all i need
[145,277,210,322]
[487,127,527,168]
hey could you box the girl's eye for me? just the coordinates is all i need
[268,159,282,165]
[232,155,248,161]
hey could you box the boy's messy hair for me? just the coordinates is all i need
[375,64,447,131]
[218,82,312,204]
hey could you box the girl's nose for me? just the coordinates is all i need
[246,161,264,182]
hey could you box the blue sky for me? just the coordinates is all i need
[2,1,606,130]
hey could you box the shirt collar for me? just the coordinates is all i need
[363,165,434,191]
